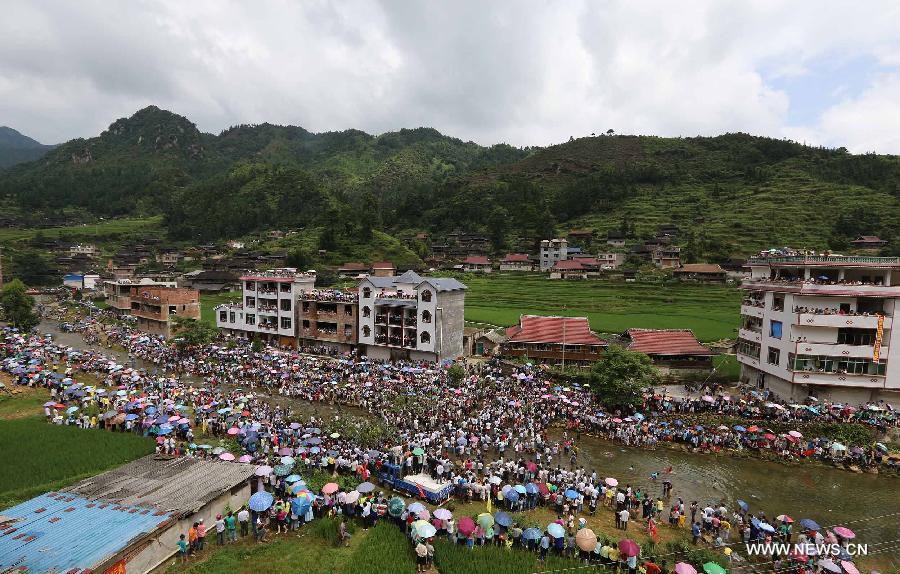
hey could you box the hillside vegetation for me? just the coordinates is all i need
[1,106,898,260]
[0,126,55,170]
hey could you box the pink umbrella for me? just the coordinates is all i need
[219,452,235,461]
[457,516,476,536]
[178,417,190,424]
[238,455,253,463]
[278,447,292,456]
[788,430,803,438]
[605,477,618,487]
[702,395,714,402]
[675,563,698,574]
[417,508,431,520]
[841,561,859,574]
[322,482,339,494]
[434,508,453,520]
[618,539,640,557]
[833,526,855,539]
[255,465,273,476]
[227,427,239,435]
[612,417,623,423]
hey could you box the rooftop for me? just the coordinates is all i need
[625,329,713,357]
[747,255,900,268]
[463,255,491,265]
[502,253,531,263]
[506,315,606,345]
[674,263,726,274]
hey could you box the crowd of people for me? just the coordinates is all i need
[0,302,894,573]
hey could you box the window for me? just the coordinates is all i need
[422,310,432,323]
[169,305,177,315]
[344,325,353,337]
[219,311,227,322]
[302,320,310,329]
[280,317,292,329]
[245,281,255,291]
[345,305,353,316]
[363,325,371,337]
[736,338,761,359]
[420,331,431,344]
[767,347,781,366]
[791,354,886,376]
[837,328,876,346]
[229,312,235,323]
[280,299,291,312]
[363,306,371,318]
[246,314,256,325]
[772,294,785,312]
[769,320,782,339]
[362,287,372,298]
[421,290,432,302]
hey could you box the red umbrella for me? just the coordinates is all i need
[457,516,476,536]
[526,461,537,472]
[618,539,640,557]
[537,483,550,495]
[764,433,777,440]
[746,425,760,433]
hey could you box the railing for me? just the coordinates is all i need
[748,255,900,265]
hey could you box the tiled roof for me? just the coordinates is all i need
[506,315,605,345]
[338,262,369,271]
[0,492,174,573]
[371,261,395,269]
[63,455,255,516]
[502,253,531,262]
[625,329,713,356]
[553,260,585,270]
[422,278,467,292]
[463,256,491,265]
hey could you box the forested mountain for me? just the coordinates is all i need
[1,105,899,260]
[0,126,55,169]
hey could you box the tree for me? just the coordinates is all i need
[447,364,465,385]
[589,345,659,409]
[0,279,39,332]
[286,248,311,270]
[170,316,218,349]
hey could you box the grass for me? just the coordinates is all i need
[0,416,155,509]
[0,216,163,244]
[201,292,242,326]
[460,274,741,342]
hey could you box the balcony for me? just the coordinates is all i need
[740,304,764,319]
[795,313,891,330]
[738,328,762,343]
[792,371,885,388]
[793,341,887,359]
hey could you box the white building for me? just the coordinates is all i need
[69,243,99,257]
[357,271,466,362]
[215,269,315,347]
[737,254,900,406]
[539,239,568,271]
[596,252,625,270]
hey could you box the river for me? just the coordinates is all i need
[39,320,900,545]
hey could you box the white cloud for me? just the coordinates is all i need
[0,0,899,152]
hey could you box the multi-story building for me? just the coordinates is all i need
[102,278,177,315]
[129,285,200,337]
[737,254,900,405]
[215,269,316,347]
[499,253,533,272]
[298,289,359,353]
[651,246,681,269]
[69,244,99,258]
[596,252,625,270]
[357,271,466,361]
[540,239,569,271]
[501,315,606,367]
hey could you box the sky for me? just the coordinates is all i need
[2,0,900,153]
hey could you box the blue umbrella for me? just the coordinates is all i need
[514,484,527,494]
[523,527,542,540]
[525,483,539,495]
[737,500,749,511]
[674,420,684,427]
[695,425,705,431]
[495,511,513,527]
[505,490,520,502]
[66,406,79,414]
[285,474,302,484]
[291,498,310,517]
[408,502,426,514]
[547,523,565,538]
[125,413,139,420]
[800,518,821,531]
[734,425,746,432]
[565,489,579,500]
[249,491,274,512]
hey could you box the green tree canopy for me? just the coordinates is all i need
[170,316,218,349]
[589,345,659,409]
[0,279,39,332]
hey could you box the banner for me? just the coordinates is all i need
[874,315,884,362]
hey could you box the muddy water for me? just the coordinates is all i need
[40,321,899,544]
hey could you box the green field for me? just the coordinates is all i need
[0,216,163,244]
[200,292,242,326]
[462,274,741,341]
[0,416,154,508]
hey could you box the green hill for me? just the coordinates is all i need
[1,106,898,260]
[0,126,55,170]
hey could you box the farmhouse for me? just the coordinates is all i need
[623,328,714,375]
[499,253,533,272]
[673,263,727,283]
[463,255,493,273]
[0,456,254,574]
[502,314,606,367]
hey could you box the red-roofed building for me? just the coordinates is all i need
[624,328,714,374]
[371,261,396,277]
[499,253,533,272]
[851,235,887,250]
[550,259,588,279]
[463,255,493,273]
[502,315,607,366]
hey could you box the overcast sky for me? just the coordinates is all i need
[2,0,900,153]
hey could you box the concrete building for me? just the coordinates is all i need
[539,238,568,271]
[102,277,178,315]
[652,245,682,268]
[502,315,606,367]
[0,456,254,574]
[462,255,493,273]
[499,253,534,272]
[215,269,316,347]
[129,285,200,337]
[69,243,99,257]
[357,271,466,361]
[596,252,625,270]
[298,289,359,353]
[737,254,900,406]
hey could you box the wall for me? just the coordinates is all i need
[437,290,466,360]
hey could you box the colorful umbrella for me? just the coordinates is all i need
[833,526,855,539]
[618,539,640,557]
[248,491,274,511]
[800,518,821,531]
[840,561,859,574]
[477,513,495,528]
[434,508,453,521]
[457,516,476,536]
[219,452,235,461]
[322,482,339,494]
[388,497,405,517]
[255,465,273,476]
[703,562,726,574]
[605,477,618,487]
[576,528,597,551]
[675,563,697,574]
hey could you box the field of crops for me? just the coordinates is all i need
[434,539,581,574]
[462,274,741,342]
[200,292,241,326]
[0,417,154,508]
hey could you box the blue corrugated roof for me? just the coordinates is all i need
[0,491,175,573]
